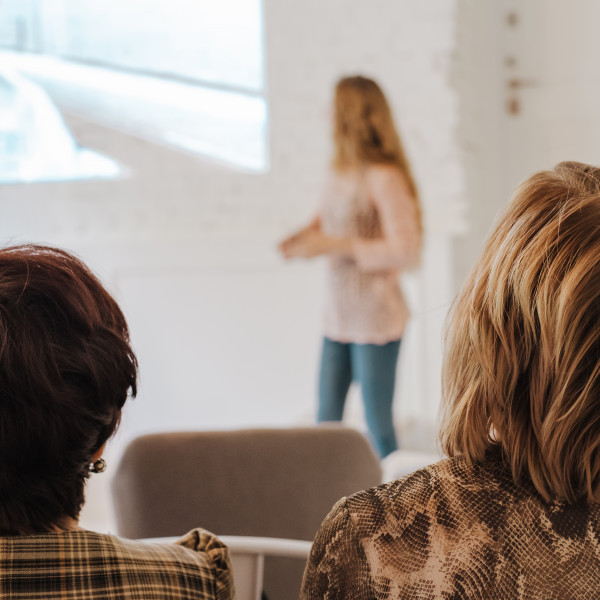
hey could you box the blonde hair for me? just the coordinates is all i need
[440,161,600,502]
[332,75,421,231]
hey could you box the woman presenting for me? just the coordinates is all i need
[280,75,422,458]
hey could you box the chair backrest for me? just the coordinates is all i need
[112,426,382,599]
[145,535,312,600]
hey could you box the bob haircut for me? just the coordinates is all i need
[0,245,137,534]
[440,161,600,503]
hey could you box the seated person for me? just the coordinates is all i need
[301,161,600,599]
[0,245,233,599]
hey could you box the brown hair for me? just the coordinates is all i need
[332,75,420,208]
[440,161,600,502]
[0,245,137,533]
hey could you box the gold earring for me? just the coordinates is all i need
[89,458,107,473]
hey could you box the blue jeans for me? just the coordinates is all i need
[317,337,401,458]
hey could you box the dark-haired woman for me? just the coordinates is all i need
[0,245,233,599]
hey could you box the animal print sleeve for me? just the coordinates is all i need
[300,497,375,600]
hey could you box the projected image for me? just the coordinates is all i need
[0,70,120,184]
[0,0,268,173]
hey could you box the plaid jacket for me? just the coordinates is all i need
[0,527,234,599]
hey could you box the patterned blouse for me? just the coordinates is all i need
[301,454,600,599]
[319,165,421,345]
[0,527,233,599]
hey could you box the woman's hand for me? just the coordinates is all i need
[278,217,321,257]
[280,230,353,259]
[281,230,331,258]
[278,231,306,256]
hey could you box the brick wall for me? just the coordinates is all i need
[0,0,470,529]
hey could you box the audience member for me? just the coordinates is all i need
[301,162,600,598]
[0,245,233,599]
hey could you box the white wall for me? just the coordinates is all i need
[451,0,507,287]
[0,0,465,531]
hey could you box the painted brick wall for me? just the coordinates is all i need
[450,0,507,288]
[0,0,467,529]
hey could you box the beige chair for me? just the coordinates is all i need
[112,426,382,600]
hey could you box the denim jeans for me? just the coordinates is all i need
[317,336,401,458]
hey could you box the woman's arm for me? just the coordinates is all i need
[280,229,352,259]
[351,165,421,271]
[301,498,374,600]
[278,216,321,258]
[280,167,421,266]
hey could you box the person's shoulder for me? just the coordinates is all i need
[364,163,410,194]
[345,456,508,530]
[344,458,453,516]
[0,530,233,600]
[104,529,233,598]
[105,528,229,567]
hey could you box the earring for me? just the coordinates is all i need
[89,458,107,474]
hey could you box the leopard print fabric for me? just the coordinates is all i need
[300,454,600,599]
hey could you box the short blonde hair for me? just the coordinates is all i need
[440,161,600,502]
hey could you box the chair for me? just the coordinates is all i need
[112,426,382,600]
[145,535,312,600]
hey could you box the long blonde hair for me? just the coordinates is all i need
[440,161,600,502]
[332,76,418,193]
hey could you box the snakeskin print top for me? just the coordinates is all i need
[319,166,421,344]
[301,453,600,599]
